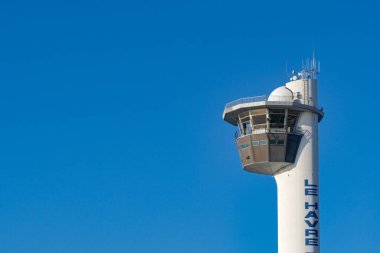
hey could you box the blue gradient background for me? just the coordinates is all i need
[1,1,379,252]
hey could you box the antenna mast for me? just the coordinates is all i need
[300,54,320,79]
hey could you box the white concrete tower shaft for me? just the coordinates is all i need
[275,79,320,253]
[275,78,320,253]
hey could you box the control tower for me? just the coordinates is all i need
[222,58,323,253]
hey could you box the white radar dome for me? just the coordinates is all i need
[268,86,293,102]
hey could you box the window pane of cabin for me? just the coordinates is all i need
[269,109,285,128]
[241,122,252,135]
[253,124,266,130]
[287,110,299,128]
[269,113,285,128]
[252,115,266,125]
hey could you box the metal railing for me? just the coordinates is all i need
[225,95,267,109]
[234,127,305,140]
[225,95,315,110]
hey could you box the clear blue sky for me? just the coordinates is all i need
[1,1,379,252]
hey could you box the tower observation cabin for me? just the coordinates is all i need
[223,58,324,253]
[223,67,324,175]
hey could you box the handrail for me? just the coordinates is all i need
[225,95,267,109]
[234,127,304,140]
[225,95,315,110]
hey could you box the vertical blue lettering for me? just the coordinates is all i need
[305,229,319,237]
[304,179,317,187]
[305,238,319,246]
[305,188,318,196]
[305,202,318,210]
[305,211,319,219]
[305,219,319,227]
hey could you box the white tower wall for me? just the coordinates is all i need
[274,78,320,253]
[286,79,318,107]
